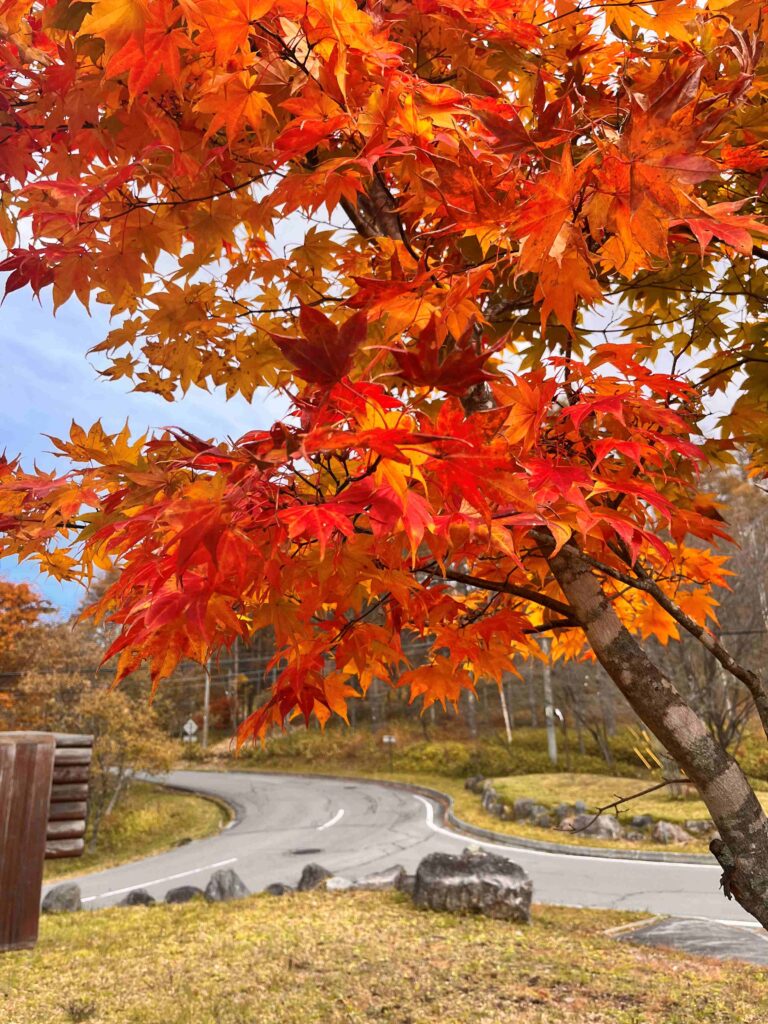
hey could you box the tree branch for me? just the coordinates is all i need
[562,777,689,835]
[581,552,768,743]
[418,565,575,618]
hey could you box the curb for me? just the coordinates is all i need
[237,769,715,866]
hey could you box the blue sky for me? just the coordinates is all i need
[1,290,283,615]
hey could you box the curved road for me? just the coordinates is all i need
[49,771,757,926]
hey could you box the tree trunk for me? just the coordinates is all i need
[464,690,478,740]
[548,541,768,929]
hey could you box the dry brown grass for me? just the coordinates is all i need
[1,894,766,1024]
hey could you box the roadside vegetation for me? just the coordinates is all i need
[44,782,227,882]
[2,893,765,1024]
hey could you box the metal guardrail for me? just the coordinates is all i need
[0,732,93,952]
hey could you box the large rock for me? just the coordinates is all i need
[205,868,249,902]
[562,813,623,840]
[652,820,691,845]
[165,885,205,904]
[119,889,156,907]
[297,863,333,891]
[42,883,82,914]
[412,849,532,922]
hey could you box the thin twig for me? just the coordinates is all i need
[562,777,690,834]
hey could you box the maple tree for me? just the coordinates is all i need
[0,577,48,666]
[3,0,768,922]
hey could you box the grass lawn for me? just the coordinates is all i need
[2,893,766,1024]
[494,772,768,823]
[44,782,228,882]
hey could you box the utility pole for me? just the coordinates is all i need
[541,637,558,766]
[202,659,211,750]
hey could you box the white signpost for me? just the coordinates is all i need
[182,719,199,743]
[382,734,396,769]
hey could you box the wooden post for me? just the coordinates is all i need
[0,732,56,952]
[0,732,93,953]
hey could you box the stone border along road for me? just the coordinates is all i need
[42,770,768,961]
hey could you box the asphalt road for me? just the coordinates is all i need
[48,770,758,928]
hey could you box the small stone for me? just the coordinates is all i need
[396,874,416,897]
[625,830,646,842]
[264,883,291,896]
[500,804,515,821]
[652,820,691,845]
[42,883,82,914]
[325,876,354,891]
[573,800,587,814]
[205,868,249,902]
[553,803,576,823]
[165,885,205,904]
[118,889,156,907]
[412,849,532,922]
[629,814,654,829]
[685,819,715,836]
[480,787,498,811]
[465,775,485,793]
[354,865,406,891]
[297,863,333,891]
[564,813,622,840]
[533,811,553,829]
[512,797,537,821]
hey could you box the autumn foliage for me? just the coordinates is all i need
[1,0,768,742]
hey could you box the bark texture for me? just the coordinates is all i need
[548,541,768,929]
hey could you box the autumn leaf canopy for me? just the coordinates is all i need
[0,0,766,738]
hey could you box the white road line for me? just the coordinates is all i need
[709,918,765,930]
[80,857,239,903]
[317,808,344,831]
[413,795,721,869]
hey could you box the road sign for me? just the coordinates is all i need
[182,719,198,737]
